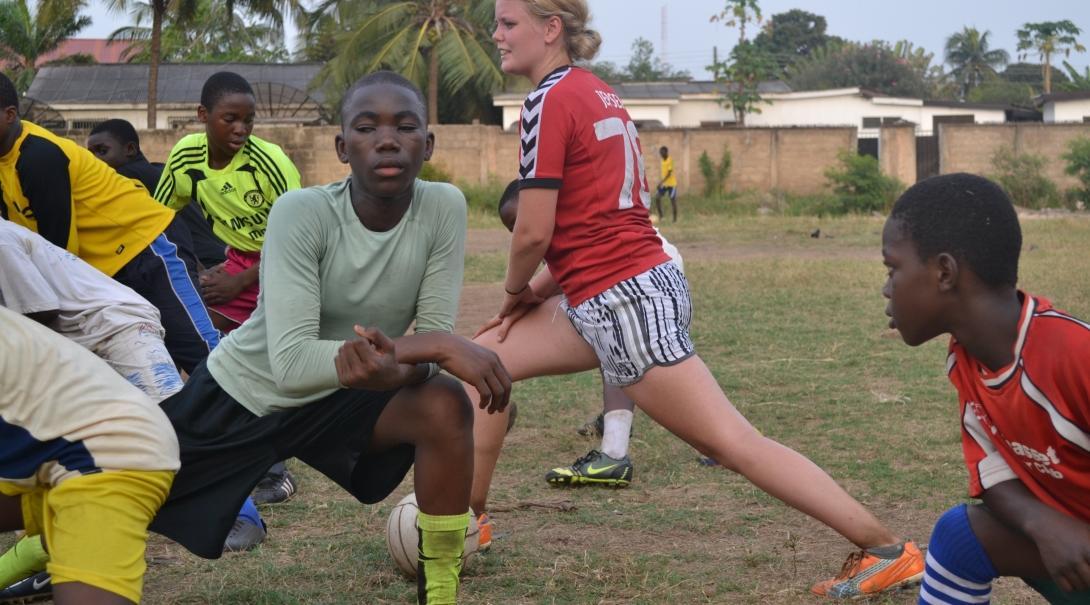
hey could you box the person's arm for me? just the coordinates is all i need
[260,191,415,396]
[501,187,555,316]
[15,142,76,252]
[400,187,512,408]
[982,480,1090,592]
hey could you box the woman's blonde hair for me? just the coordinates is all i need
[521,0,602,61]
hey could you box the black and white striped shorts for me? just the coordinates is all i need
[562,262,695,386]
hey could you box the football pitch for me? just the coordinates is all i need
[29,213,1090,604]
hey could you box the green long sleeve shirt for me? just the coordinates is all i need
[207,178,467,415]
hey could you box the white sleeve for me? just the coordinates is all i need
[0,243,61,315]
[963,405,1019,489]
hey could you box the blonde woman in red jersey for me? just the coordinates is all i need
[466,0,926,598]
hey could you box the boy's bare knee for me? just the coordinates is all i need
[416,375,473,433]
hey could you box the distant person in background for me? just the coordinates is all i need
[653,146,678,223]
[88,119,227,269]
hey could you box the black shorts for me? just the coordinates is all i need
[113,215,220,374]
[149,361,413,559]
[657,186,677,201]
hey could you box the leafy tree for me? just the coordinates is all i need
[707,0,772,126]
[1016,20,1085,93]
[752,9,840,73]
[106,0,301,128]
[111,0,288,63]
[1060,60,1090,92]
[0,0,90,93]
[624,37,689,81]
[716,41,776,125]
[584,60,625,83]
[787,41,932,98]
[1001,61,1069,92]
[967,79,1035,105]
[311,0,502,125]
[710,0,761,42]
[944,27,1009,99]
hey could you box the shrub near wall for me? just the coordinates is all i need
[990,147,1061,209]
[821,151,904,215]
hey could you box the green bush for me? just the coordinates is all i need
[990,147,1061,209]
[459,179,510,215]
[698,147,732,198]
[823,151,904,215]
[419,162,454,184]
[1062,137,1090,210]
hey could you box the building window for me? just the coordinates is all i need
[862,117,903,128]
[69,119,106,130]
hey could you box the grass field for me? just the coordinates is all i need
[8,211,1087,604]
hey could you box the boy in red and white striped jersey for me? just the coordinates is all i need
[882,173,1090,604]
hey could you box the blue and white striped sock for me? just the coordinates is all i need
[918,505,997,604]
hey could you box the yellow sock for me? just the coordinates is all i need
[416,511,469,605]
[0,534,48,586]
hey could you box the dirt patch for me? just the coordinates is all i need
[456,283,505,338]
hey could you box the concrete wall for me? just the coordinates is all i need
[880,124,916,186]
[638,126,857,195]
[64,123,856,195]
[940,122,1090,189]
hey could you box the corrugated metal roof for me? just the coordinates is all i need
[26,63,326,104]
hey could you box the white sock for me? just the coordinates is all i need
[600,410,633,459]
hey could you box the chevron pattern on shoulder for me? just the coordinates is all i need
[518,67,571,179]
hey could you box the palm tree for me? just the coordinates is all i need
[109,0,288,64]
[0,0,90,92]
[944,27,1009,99]
[105,0,303,129]
[313,0,502,124]
[1017,20,1085,94]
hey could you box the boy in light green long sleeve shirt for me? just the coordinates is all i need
[148,71,512,604]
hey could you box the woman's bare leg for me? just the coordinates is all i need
[622,355,900,549]
[468,296,598,513]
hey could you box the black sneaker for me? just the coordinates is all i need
[252,469,297,505]
[576,413,604,437]
[0,572,51,604]
[223,517,267,552]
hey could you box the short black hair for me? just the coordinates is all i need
[90,119,140,148]
[498,179,520,214]
[340,71,427,126]
[890,173,1021,288]
[200,71,255,110]
[0,72,18,110]
[660,146,668,153]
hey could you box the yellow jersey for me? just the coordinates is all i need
[660,156,677,188]
[0,121,175,277]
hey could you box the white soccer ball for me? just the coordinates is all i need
[385,492,479,578]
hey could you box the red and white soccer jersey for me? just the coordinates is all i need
[518,66,670,306]
[948,292,1090,522]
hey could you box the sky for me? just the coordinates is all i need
[82,0,1090,78]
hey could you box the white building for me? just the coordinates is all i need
[24,63,330,130]
[1038,91,1090,123]
[494,84,1010,137]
